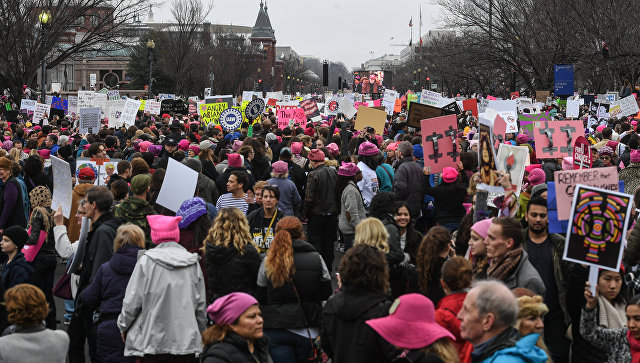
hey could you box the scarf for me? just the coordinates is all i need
[628,330,640,363]
[598,295,625,330]
[487,247,523,281]
[28,186,53,232]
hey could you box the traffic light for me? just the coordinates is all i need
[426,77,430,81]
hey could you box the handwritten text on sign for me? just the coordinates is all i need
[553,166,619,220]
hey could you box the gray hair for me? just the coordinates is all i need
[473,280,518,329]
[397,141,412,157]
[58,135,69,146]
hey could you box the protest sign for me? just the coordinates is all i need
[199,102,227,126]
[299,99,320,118]
[496,144,528,196]
[121,98,142,126]
[477,118,503,192]
[45,95,53,105]
[566,99,580,118]
[533,120,584,159]
[51,97,68,113]
[609,95,640,118]
[491,114,507,150]
[79,107,101,134]
[20,99,36,112]
[553,166,619,220]
[144,100,161,115]
[535,90,550,103]
[106,100,125,127]
[486,100,517,133]
[421,114,458,174]
[139,100,146,111]
[219,108,243,131]
[107,90,120,100]
[92,93,107,113]
[462,99,478,117]
[354,106,386,135]
[420,90,442,106]
[68,96,78,115]
[205,95,234,107]
[33,102,51,123]
[407,102,444,128]
[339,97,357,119]
[156,157,198,212]
[266,91,283,102]
[563,185,632,271]
[78,91,94,109]
[245,98,265,121]
[50,156,73,218]
[510,91,520,100]
[160,99,187,115]
[573,136,592,169]
[75,157,119,186]
[325,98,339,115]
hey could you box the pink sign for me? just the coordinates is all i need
[492,114,507,151]
[354,102,369,109]
[462,99,478,117]
[533,120,585,159]
[553,166,619,220]
[373,99,382,107]
[487,95,497,100]
[421,114,458,173]
[573,136,592,169]
[277,108,306,129]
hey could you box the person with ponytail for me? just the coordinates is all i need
[256,216,332,363]
[435,256,473,359]
[24,185,57,329]
[416,226,454,306]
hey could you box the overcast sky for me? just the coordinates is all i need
[154,0,443,70]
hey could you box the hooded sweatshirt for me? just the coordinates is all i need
[117,242,207,357]
[112,197,156,248]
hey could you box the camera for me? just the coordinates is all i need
[624,273,640,293]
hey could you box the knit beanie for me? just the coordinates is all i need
[146,215,182,244]
[527,168,545,186]
[471,218,493,239]
[207,292,259,326]
[2,226,28,250]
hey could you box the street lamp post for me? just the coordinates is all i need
[209,56,214,96]
[146,39,155,99]
[39,10,51,102]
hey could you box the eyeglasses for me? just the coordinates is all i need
[76,210,86,215]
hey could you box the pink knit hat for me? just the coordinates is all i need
[146,215,181,244]
[366,293,454,349]
[596,125,607,133]
[178,139,190,151]
[308,149,325,162]
[37,149,50,159]
[527,168,545,186]
[441,167,458,183]
[632,149,640,163]
[188,144,200,155]
[227,153,242,168]
[232,139,243,152]
[272,160,288,175]
[471,218,493,239]
[562,157,574,171]
[207,292,259,326]
[139,141,152,152]
[326,143,339,156]
[338,162,360,176]
[291,142,303,154]
[358,141,379,156]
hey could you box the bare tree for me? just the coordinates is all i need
[209,32,261,95]
[0,0,149,101]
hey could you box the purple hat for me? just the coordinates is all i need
[358,141,379,156]
[176,197,208,229]
[598,145,614,157]
[207,292,259,326]
[2,140,12,151]
[272,160,288,175]
[147,144,162,157]
[338,162,360,177]
[366,293,454,349]
[232,139,243,152]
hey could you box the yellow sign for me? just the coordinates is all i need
[199,102,228,126]
[139,100,146,111]
[231,101,251,124]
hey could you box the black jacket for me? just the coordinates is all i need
[205,242,261,304]
[321,286,392,363]
[250,155,270,181]
[284,159,307,199]
[202,333,270,363]
[258,239,332,329]
[423,181,467,225]
[79,212,120,293]
[304,164,337,217]
[1,252,33,289]
[24,172,52,194]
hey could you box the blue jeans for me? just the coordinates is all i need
[265,329,314,363]
[343,233,355,250]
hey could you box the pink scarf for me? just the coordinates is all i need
[627,330,640,363]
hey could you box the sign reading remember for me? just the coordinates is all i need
[553,166,619,220]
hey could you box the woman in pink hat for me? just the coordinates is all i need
[201,292,269,362]
[366,293,458,362]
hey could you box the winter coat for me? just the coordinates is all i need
[0,177,26,230]
[0,325,69,363]
[251,154,270,181]
[479,332,548,363]
[79,212,120,292]
[201,159,220,183]
[626,215,640,267]
[304,164,337,217]
[1,252,33,289]
[376,163,394,192]
[117,242,207,356]
[435,291,467,355]
[81,244,141,363]
[423,181,467,225]
[23,172,52,194]
[67,183,93,242]
[267,177,301,216]
[25,207,56,258]
[402,223,424,265]
[284,159,307,199]
[500,250,546,297]
[580,306,631,363]
[338,181,366,235]
[113,196,156,248]
[541,160,561,183]
[321,286,392,363]
[205,242,261,303]
[393,156,424,218]
[257,239,332,329]
[620,162,640,195]
[197,173,220,205]
[246,208,284,255]
[201,332,270,363]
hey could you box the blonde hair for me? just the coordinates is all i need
[423,338,459,363]
[205,208,252,254]
[354,218,389,253]
[113,224,146,252]
[7,148,20,163]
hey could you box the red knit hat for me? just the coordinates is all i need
[146,215,182,244]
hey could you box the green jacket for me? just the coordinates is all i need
[522,228,571,325]
[112,196,156,248]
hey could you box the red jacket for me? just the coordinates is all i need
[435,291,467,360]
